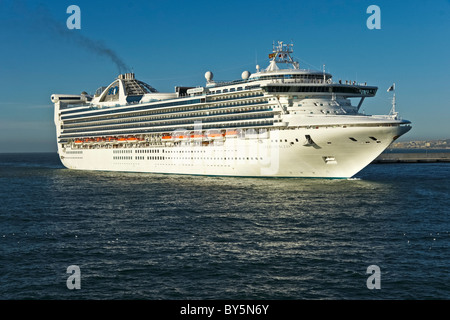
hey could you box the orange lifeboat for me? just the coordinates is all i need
[83,138,94,143]
[106,137,117,143]
[176,135,189,141]
[127,136,139,142]
[225,130,238,137]
[190,134,205,140]
[74,139,83,144]
[117,137,127,142]
[162,134,173,141]
[207,130,225,140]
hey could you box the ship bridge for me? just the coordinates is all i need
[249,41,333,82]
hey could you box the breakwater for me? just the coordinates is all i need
[373,152,450,163]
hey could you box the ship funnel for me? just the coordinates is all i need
[118,73,135,80]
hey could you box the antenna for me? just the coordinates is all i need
[323,64,326,82]
[388,83,397,118]
[392,88,396,115]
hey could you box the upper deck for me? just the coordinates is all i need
[200,41,376,98]
[52,41,376,115]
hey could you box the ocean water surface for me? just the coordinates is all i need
[0,153,449,300]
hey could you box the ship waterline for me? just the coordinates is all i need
[53,41,411,178]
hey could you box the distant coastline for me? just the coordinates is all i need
[389,139,450,150]
[374,139,450,163]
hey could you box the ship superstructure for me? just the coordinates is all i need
[52,41,411,178]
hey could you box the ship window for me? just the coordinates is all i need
[100,80,120,102]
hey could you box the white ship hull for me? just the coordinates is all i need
[58,124,409,178]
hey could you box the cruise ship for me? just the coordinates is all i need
[52,41,411,178]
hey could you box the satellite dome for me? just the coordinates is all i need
[205,71,214,81]
[241,70,251,80]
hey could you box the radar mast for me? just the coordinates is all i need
[266,41,299,71]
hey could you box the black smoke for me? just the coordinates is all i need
[11,1,130,73]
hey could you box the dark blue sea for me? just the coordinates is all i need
[0,152,449,301]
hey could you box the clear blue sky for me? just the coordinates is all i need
[0,0,448,152]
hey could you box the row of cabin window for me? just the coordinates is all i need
[63,109,272,133]
[209,84,260,94]
[113,156,265,161]
[64,99,267,127]
[61,119,274,139]
[135,149,160,153]
[62,113,272,134]
[112,156,164,160]
[113,149,133,153]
